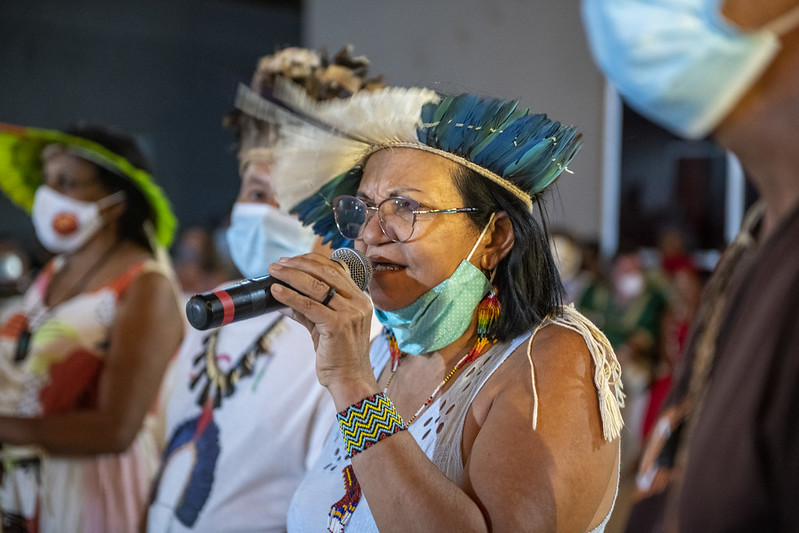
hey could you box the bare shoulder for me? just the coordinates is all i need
[463,324,621,530]
[467,322,614,455]
[478,324,596,409]
[114,243,178,298]
[114,250,183,328]
[522,323,596,387]
[126,263,177,293]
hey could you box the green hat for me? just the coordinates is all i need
[0,122,177,247]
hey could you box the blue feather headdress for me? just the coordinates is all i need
[239,81,582,247]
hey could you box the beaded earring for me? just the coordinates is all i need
[466,285,500,363]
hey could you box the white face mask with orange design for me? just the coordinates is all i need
[32,185,125,253]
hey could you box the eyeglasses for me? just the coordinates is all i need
[332,195,479,243]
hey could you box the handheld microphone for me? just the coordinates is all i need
[185,248,372,331]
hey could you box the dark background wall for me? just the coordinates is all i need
[0,0,300,259]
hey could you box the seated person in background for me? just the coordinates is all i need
[260,84,625,531]
[146,45,384,533]
[0,237,32,322]
[0,122,183,533]
[171,225,232,298]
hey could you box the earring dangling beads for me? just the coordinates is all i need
[467,286,500,364]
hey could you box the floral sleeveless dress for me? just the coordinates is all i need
[0,256,172,533]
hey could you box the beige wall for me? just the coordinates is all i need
[303,0,608,241]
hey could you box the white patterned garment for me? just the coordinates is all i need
[287,321,620,533]
[147,303,336,533]
[0,258,174,533]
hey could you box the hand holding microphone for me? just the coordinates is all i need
[186,248,372,330]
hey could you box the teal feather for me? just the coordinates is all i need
[421,94,581,204]
[290,167,363,248]
[428,94,481,153]
[501,136,556,177]
[469,105,527,156]
[472,113,546,169]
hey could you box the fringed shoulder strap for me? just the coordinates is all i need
[526,304,625,441]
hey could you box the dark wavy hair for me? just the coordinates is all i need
[452,166,563,342]
[64,124,155,251]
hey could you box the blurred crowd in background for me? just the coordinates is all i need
[0,155,776,533]
[547,226,706,529]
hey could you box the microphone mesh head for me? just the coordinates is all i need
[331,248,372,291]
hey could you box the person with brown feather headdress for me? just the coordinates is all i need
[146,45,384,533]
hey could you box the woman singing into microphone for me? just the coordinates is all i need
[264,86,625,532]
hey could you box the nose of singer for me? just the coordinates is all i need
[361,208,388,244]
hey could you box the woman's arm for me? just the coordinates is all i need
[350,328,617,533]
[0,270,184,454]
[269,254,619,532]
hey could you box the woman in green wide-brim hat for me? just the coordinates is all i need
[0,122,176,248]
[0,122,184,533]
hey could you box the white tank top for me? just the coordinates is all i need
[288,311,620,532]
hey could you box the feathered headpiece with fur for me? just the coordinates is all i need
[236,80,583,247]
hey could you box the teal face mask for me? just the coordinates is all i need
[375,214,495,355]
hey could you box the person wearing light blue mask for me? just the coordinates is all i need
[225,161,319,279]
[372,212,495,356]
[147,46,384,533]
[584,1,799,531]
[582,0,799,140]
[264,88,625,532]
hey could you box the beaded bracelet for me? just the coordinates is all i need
[337,392,406,457]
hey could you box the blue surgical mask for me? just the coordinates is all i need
[225,202,317,279]
[582,0,799,139]
[375,214,495,355]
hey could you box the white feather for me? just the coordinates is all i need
[233,79,440,212]
[272,126,367,211]
[270,85,440,212]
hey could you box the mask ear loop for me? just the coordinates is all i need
[466,212,496,263]
[763,4,799,36]
[96,190,127,210]
[95,191,127,229]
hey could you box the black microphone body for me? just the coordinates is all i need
[186,248,372,330]
[186,275,294,331]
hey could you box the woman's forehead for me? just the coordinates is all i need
[242,161,274,186]
[358,147,462,200]
[43,152,99,182]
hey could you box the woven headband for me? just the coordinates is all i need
[361,141,535,211]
